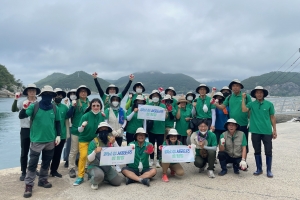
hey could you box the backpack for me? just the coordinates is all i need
[30,102,57,127]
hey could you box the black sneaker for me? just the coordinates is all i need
[51,171,62,178]
[23,185,32,198]
[20,173,26,181]
[38,180,52,188]
[69,169,76,178]
[141,178,150,187]
[125,177,135,185]
[64,161,69,168]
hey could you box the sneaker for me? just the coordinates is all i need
[23,185,32,198]
[226,163,233,168]
[73,177,84,186]
[91,184,98,190]
[141,178,150,187]
[170,170,175,176]
[51,171,62,178]
[69,169,76,178]
[207,170,215,178]
[64,161,69,168]
[149,159,154,166]
[20,173,26,181]
[125,177,135,185]
[38,180,52,188]
[115,165,121,173]
[156,162,161,168]
[199,163,207,173]
[162,174,169,182]
[214,159,218,164]
[218,170,227,176]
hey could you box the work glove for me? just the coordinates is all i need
[82,121,88,127]
[129,143,135,150]
[144,144,154,154]
[55,136,61,146]
[239,160,247,170]
[220,138,225,146]
[15,92,21,100]
[72,100,77,107]
[23,100,31,109]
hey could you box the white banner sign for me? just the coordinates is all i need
[100,146,135,166]
[162,145,195,163]
[137,105,166,121]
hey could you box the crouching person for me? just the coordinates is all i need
[87,122,122,190]
[159,129,184,182]
[121,128,157,187]
[218,119,247,176]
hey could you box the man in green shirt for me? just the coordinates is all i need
[242,86,277,178]
[121,127,157,187]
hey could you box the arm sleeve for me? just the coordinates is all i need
[122,120,127,129]
[143,119,147,131]
[19,109,28,119]
[211,109,216,126]
[66,106,75,118]
[192,106,196,116]
[186,136,191,145]
[55,121,61,136]
[11,100,19,112]
[78,126,85,133]
[204,146,217,151]
[87,150,96,162]
[121,80,132,98]
[125,98,132,110]
[94,78,105,97]
[126,111,135,121]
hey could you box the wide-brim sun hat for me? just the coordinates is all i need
[76,85,91,96]
[96,122,113,133]
[134,127,148,140]
[185,92,196,100]
[133,82,145,93]
[224,118,240,130]
[229,79,244,90]
[133,95,146,104]
[67,89,77,99]
[177,96,188,104]
[110,94,121,102]
[213,92,225,100]
[250,86,268,98]
[196,84,210,94]
[165,87,177,96]
[149,89,162,99]
[166,128,181,140]
[22,83,41,96]
[220,86,232,94]
[106,84,119,94]
[38,85,57,97]
[54,88,67,98]
[163,94,173,103]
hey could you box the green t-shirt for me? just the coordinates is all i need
[220,132,247,146]
[78,111,105,142]
[56,103,69,140]
[126,108,144,134]
[246,100,275,134]
[70,99,90,136]
[128,141,152,170]
[194,131,217,156]
[165,108,177,128]
[223,92,252,126]
[148,102,166,134]
[102,93,123,110]
[195,96,216,119]
[26,104,61,143]
[175,107,192,136]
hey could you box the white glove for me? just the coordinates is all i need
[129,143,135,149]
[112,130,119,137]
[55,136,61,146]
[188,144,196,149]
[116,128,123,137]
[72,100,77,106]
[15,92,21,100]
[82,121,88,127]
[220,138,225,146]
[239,160,247,170]
[23,100,31,109]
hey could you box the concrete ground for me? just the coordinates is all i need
[1,122,300,200]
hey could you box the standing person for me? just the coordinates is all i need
[50,88,69,178]
[165,87,178,111]
[215,79,252,153]
[125,82,146,110]
[67,85,91,178]
[187,120,217,178]
[192,84,216,131]
[19,85,61,198]
[121,128,157,186]
[148,90,167,168]
[11,84,40,181]
[162,94,176,140]
[175,96,192,145]
[242,86,277,178]
[125,95,147,145]
[220,86,232,99]
[92,72,134,110]
[185,91,196,111]
[73,98,106,186]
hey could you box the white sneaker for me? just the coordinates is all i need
[227,163,233,168]
[156,162,161,168]
[91,184,98,190]
[207,170,215,178]
[115,165,121,173]
[149,159,154,166]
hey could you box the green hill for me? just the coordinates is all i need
[0,64,23,92]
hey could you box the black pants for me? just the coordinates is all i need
[148,133,164,160]
[239,126,249,153]
[126,133,135,145]
[20,128,31,173]
[251,133,272,157]
[214,129,225,145]
[115,137,123,147]
[218,151,242,164]
[50,139,66,173]
[180,136,187,145]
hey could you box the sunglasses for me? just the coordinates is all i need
[92,105,100,107]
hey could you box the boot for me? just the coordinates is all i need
[253,155,263,176]
[266,156,273,178]
[218,160,227,176]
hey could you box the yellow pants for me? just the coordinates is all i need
[78,142,89,178]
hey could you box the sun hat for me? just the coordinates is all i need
[213,92,225,100]
[185,91,196,100]
[53,88,67,98]
[196,84,210,94]
[22,83,41,96]
[133,95,146,104]
[133,82,145,93]
[177,96,188,104]
[149,89,162,99]
[228,79,244,90]
[224,118,240,130]
[38,85,56,97]
[96,122,113,133]
[250,86,268,98]
[67,89,77,99]
[165,87,177,96]
[163,94,173,103]
[106,84,119,94]
[220,86,232,94]
[134,127,148,140]
[166,128,181,140]
[76,85,91,96]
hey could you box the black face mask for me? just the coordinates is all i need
[223,92,230,98]
[97,130,110,144]
[165,100,172,105]
[54,97,62,104]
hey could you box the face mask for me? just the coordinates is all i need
[41,94,52,104]
[112,101,119,107]
[109,93,115,96]
[223,92,230,98]
[54,97,62,104]
[200,131,207,135]
[136,88,143,94]
[203,104,208,113]
[152,97,159,103]
[92,110,100,115]
[98,130,110,144]
[187,96,193,101]
[70,95,77,100]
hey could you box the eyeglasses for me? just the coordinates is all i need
[92,105,100,107]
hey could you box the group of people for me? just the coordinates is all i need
[12,74,277,198]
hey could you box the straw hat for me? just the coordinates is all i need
[177,96,188,104]
[196,84,210,94]
[106,84,119,94]
[250,86,268,98]
[53,88,66,98]
[38,85,56,97]
[76,85,91,96]
[166,128,181,140]
[22,84,41,96]
[228,79,244,90]
[224,118,240,130]
[165,87,177,96]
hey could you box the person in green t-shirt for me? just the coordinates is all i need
[162,94,176,140]
[125,82,146,110]
[159,129,185,182]
[242,86,277,178]
[165,86,178,113]
[185,91,196,111]
[218,119,248,176]
[187,120,217,178]
[121,127,157,187]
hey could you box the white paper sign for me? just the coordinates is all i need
[100,146,135,166]
[137,105,166,121]
[162,145,195,163]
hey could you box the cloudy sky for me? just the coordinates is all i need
[1,0,300,85]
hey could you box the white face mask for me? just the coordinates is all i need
[112,101,119,107]
[187,96,193,101]
[92,110,100,115]
[203,104,208,113]
[152,97,159,103]
[200,131,207,135]
[70,95,77,100]
[109,93,115,96]
[136,88,143,94]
